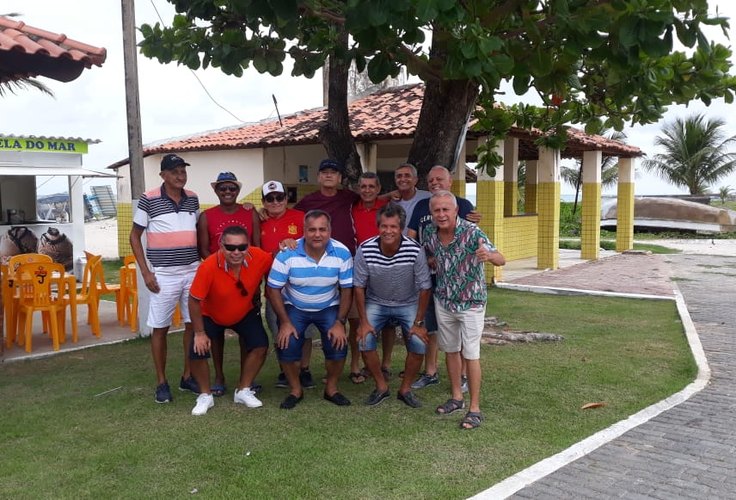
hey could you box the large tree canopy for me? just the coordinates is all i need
[140,0,736,180]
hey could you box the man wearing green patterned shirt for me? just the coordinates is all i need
[422,190,505,430]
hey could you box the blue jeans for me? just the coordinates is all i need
[359,302,426,355]
[276,305,347,362]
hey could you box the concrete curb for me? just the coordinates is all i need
[496,282,675,301]
[470,284,711,499]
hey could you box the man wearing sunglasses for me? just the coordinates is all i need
[267,210,353,409]
[188,225,274,415]
[197,171,261,398]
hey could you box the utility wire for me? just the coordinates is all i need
[149,0,245,123]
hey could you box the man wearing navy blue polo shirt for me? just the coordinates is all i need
[266,209,353,409]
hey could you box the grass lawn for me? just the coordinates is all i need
[0,289,696,498]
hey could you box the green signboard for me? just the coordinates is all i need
[0,136,88,154]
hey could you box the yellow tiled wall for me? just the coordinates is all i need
[476,179,504,281]
[502,215,538,261]
[451,179,466,198]
[581,183,601,260]
[117,203,133,257]
[537,182,560,269]
[616,182,635,252]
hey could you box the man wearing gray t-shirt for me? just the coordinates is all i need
[353,204,432,408]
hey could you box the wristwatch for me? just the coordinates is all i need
[338,317,348,325]
[414,320,425,327]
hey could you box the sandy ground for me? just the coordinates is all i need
[84,218,120,259]
[83,218,736,260]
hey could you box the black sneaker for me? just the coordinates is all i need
[397,390,422,408]
[300,369,316,389]
[276,372,288,388]
[251,381,263,395]
[280,393,303,410]
[179,376,201,394]
[365,389,390,406]
[324,391,351,406]
[410,372,439,390]
[155,382,172,404]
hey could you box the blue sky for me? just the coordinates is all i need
[3,0,735,197]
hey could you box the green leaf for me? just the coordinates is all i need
[415,0,439,22]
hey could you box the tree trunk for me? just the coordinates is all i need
[407,78,479,187]
[318,26,362,187]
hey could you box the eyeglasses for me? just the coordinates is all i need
[264,193,286,203]
[235,280,249,297]
[223,243,248,252]
[217,185,239,193]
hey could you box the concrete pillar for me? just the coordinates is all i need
[581,150,602,260]
[68,175,85,266]
[503,138,519,216]
[476,137,504,282]
[451,140,467,198]
[537,147,560,270]
[616,157,635,252]
[524,160,538,214]
[356,143,378,173]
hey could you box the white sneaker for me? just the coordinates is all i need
[234,387,263,408]
[191,393,214,416]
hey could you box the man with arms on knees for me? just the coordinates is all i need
[407,165,480,391]
[189,226,273,415]
[267,210,353,409]
[130,153,201,404]
[423,190,505,429]
[353,204,432,407]
[197,171,261,398]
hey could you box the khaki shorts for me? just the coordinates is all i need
[434,299,485,360]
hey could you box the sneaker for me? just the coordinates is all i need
[179,376,201,394]
[234,387,263,408]
[275,372,288,388]
[365,389,390,406]
[300,369,316,389]
[323,391,351,406]
[280,393,303,410]
[461,375,469,394]
[154,382,172,404]
[251,382,263,395]
[411,372,439,390]
[397,390,422,408]
[191,393,214,415]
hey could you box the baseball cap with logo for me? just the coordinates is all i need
[160,153,190,171]
[262,180,285,197]
[210,171,242,190]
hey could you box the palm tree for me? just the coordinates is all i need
[561,129,625,214]
[643,114,736,195]
[0,77,53,97]
[718,185,733,205]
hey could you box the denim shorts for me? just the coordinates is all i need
[265,300,318,340]
[189,308,268,360]
[359,302,426,355]
[276,305,347,363]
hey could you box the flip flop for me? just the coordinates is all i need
[211,383,227,397]
[349,372,366,384]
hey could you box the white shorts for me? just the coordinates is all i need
[147,264,197,329]
[434,298,485,360]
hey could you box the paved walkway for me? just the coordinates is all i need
[482,252,736,499]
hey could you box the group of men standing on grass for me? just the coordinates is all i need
[130,153,504,430]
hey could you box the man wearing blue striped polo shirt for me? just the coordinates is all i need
[267,209,353,409]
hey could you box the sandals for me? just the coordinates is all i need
[349,372,366,384]
[211,383,227,397]
[460,411,484,430]
[435,398,465,415]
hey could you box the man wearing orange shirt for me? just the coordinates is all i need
[188,225,273,415]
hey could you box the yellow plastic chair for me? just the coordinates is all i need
[63,254,102,339]
[15,262,67,353]
[86,251,125,325]
[119,255,138,332]
[4,253,53,348]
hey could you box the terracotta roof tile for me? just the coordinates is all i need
[110,83,640,167]
[0,16,106,83]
